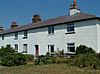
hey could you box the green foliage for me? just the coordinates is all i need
[0,46,26,67]
[52,57,66,64]
[76,45,96,54]
[1,53,26,67]
[0,47,15,60]
[24,54,34,63]
[34,55,52,65]
[73,53,100,69]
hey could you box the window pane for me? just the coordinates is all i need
[51,45,54,52]
[48,45,54,53]
[15,44,18,52]
[7,45,11,48]
[15,32,18,39]
[67,23,74,32]
[69,47,75,52]
[24,31,27,37]
[67,43,75,52]
[52,26,54,33]
[48,26,54,34]
[2,35,4,40]
[48,27,51,34]
[23,44,27,53]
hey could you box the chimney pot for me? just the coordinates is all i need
[0,26,3,32]
[32,14,41,23]
[11,21,18,29]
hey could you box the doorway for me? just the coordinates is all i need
[35,45,39,56]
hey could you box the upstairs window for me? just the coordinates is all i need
[23,30,28,39]
[14,32,18,40]
[67,23,75,32]
[48,26,54,34]
[67,43,75,53]
[2,34,4,40]
[23,44,27,53]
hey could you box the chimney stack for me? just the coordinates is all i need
[0,26,3,32]
[70,0,80,16]
[11,21,18,29]
[32,14,41,23]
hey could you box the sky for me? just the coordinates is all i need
[0,0,100,29]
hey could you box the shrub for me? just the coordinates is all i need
[14,53,26,66]
[76,45,96,54]
[1,53,26,67]
[0,46,26,67]
[34,55,53,65]
[24,54,34,63]
[73,53,99,69]
[0,46,15,60]
[52,57,66,64]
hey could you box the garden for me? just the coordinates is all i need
[0,45,100,74]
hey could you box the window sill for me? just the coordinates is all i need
[23,36,28,39]
[14,38,18,40]
[22,51,27,53]
[65,52,75,55]
[65,32,75,34]
[15,50,18,52]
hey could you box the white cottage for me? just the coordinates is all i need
[0,0,100,55]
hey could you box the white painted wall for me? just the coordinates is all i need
[70,9,80,16]
[97,20,100,53]
[75,20,98,52]
[0,19,99,55]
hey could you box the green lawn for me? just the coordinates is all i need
[0,64,100,74]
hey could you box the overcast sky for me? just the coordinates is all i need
[0,0,100,29]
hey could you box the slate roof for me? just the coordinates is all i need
[0,13,100,35]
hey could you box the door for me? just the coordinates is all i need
[35,45,39,56]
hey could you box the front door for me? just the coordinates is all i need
[35,45,39,56]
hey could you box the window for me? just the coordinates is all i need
[48,26,54,34]
[23,44,27,53]
[67,23,75,32]
[2,34,4,40]
[23,30,28,39]
[14,32,18,40]
[15,44,18,52]
[67,43,75,53]
[48,45,54,53]
[6,45,11,48]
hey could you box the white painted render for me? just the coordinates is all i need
[0,19,100,55]
[70,9,80,16]
[97,20,100,53]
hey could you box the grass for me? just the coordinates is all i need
[0,64,100,74]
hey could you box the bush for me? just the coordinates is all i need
[24,54,34,63]
[34,55,52,65]
[76,45,96,54]
[1,53,26,67]
[73,53,100,69]
[0,46,26,67]
[0,46,15,60]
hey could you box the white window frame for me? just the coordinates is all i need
[14,32,18,40]
[48,45,54,53]
[48,26,54,34]
[67,23,75,33]
[15,44,18,52]
[23,44,27,53]
[23,30,28,39]
[67,43,75,54]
